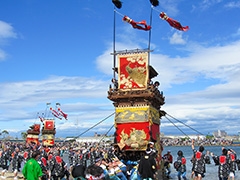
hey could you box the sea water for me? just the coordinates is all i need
[162,145,240,180]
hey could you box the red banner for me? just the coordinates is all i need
[115,122,151,150]
[118,52,148,90]
[44,120,55,130]
[151,123,160,141]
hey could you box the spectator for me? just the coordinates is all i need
[0,146,11,178]
[211,148,230,180]
[228,148,237,180]
[191,139,210,180]
[175,150,187,180]
[12,147,24,180]
[138,148,157,180]
[22,150,43,180]
[163,150,173,178]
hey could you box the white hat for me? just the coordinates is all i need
[146,148,152,154]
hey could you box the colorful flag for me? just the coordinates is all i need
[58,108,68,120]
[159,12,189,31]
[50,107,62,120]
[123,16,151,31]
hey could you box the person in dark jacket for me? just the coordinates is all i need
[12,147,24,180]
[163,150,173,178]
[138,148,157,180]
[175,150,187,180]
[211,148,230,180]
[227,148,237,180]
[0,146,11,178]
[191,139,210,180]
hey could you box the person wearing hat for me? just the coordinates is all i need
[138,148,157,180]
[147,142,157,158]
[163,150,173,178]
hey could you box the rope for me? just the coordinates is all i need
[164,115,191,139]
[114,9,124,17]
[99,124,115,143]
[75,112,115,138]
[166,113,204,136]
[151,6,161,13]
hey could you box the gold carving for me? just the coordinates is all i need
[118,128,148,150]
[126,64,146,87]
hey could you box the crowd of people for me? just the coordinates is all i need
[0,140,159,180]
[162,138,234,147]
[162,139,240,180]
[1,139,240,180]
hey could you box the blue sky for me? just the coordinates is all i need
[0,0,240,138]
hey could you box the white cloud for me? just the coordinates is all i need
[233,28,240,37]
[0,20,17,61]
[0,76,109,118]
[159,0,179,16]
[169,32,186,45]
[224,1,240,8]
[200,0,223,9]
[0,49,6,60]
[0,20,17,39]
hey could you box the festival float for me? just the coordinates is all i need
[108,50,165,167]
[107,0,189,171]
[41,103,68,146]
[26,124,41,145]
[26,103,68,146]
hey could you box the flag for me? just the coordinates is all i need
[39,116,44,122]
[44,120,54,130]
[58,108,68,120]
[123,16,151,31]
[159,12,189,31]
[50,107,62,120]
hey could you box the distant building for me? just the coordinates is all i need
[213,130,227,138]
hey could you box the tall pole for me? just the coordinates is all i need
[147,6,153,65]
[113,8,116,79]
